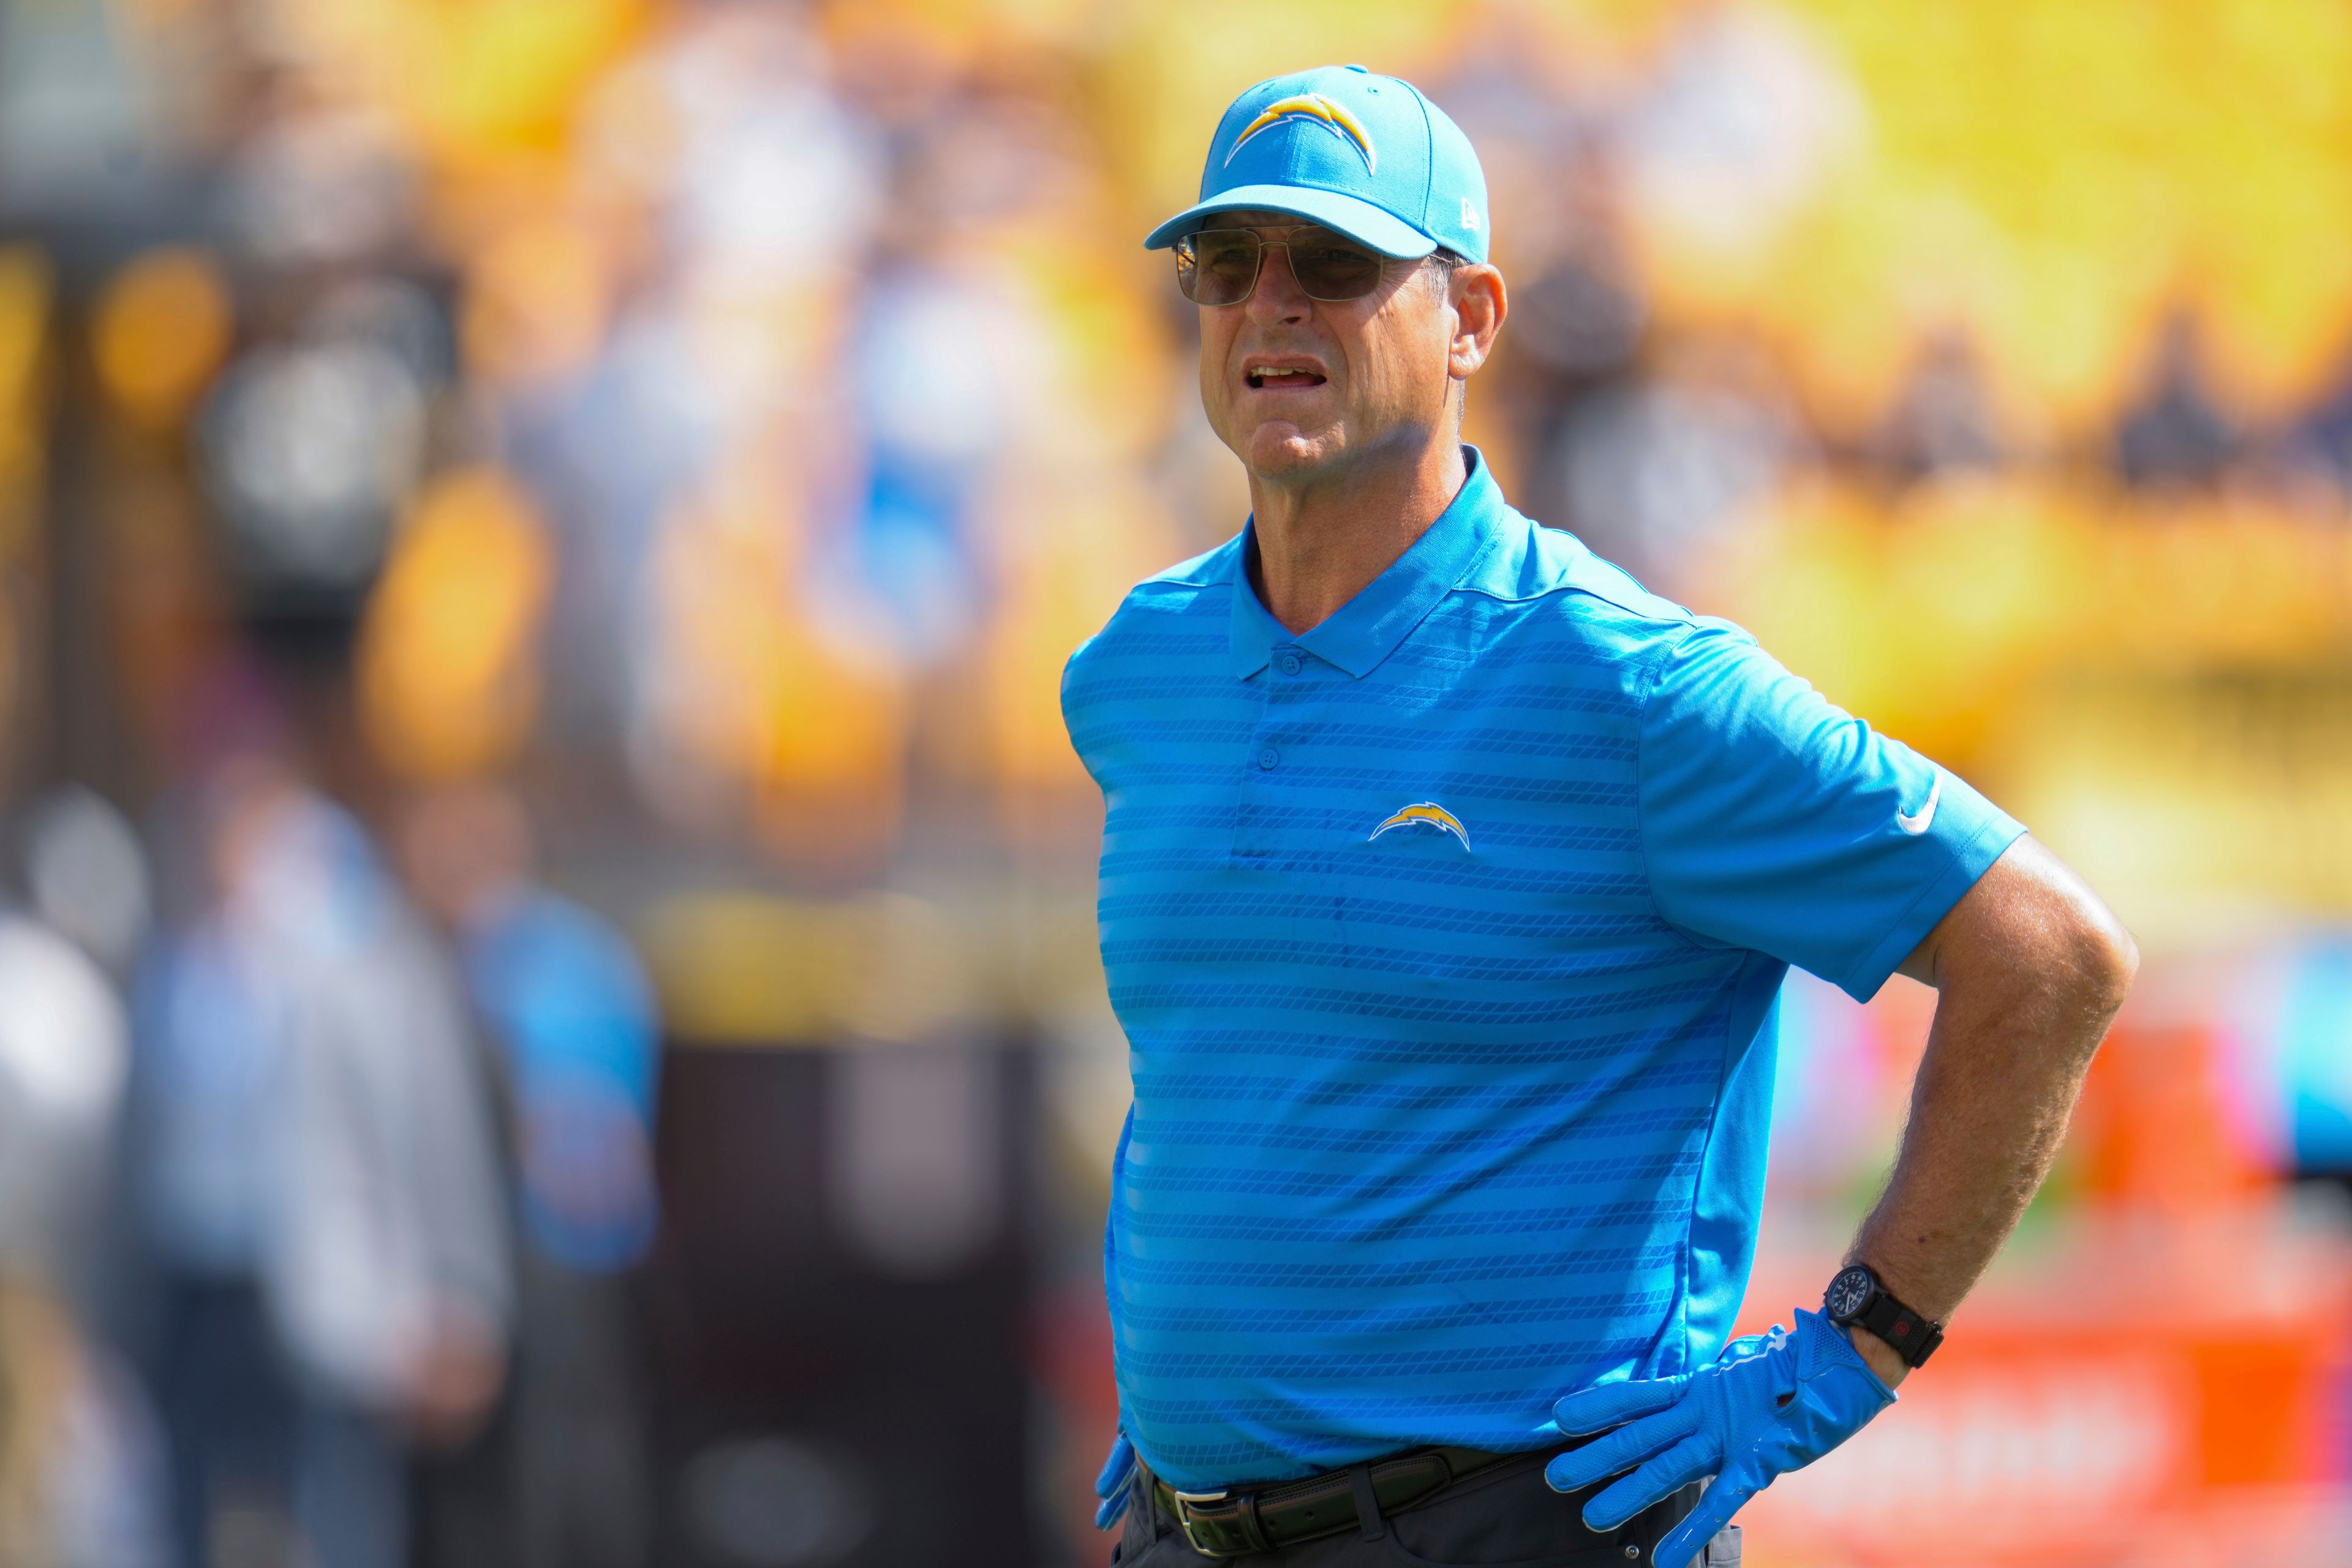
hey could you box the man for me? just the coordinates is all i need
[1060,65,2138,1568]
[135,753,511,1568]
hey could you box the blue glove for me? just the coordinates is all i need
[1093,1431,1137,1530]
[1545,1310,1894,1568]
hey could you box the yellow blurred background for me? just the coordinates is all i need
[2,0,2352,1564]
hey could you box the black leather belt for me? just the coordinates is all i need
[1148,1446,1517,1558]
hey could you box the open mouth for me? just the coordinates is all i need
[1246,366,1328,390]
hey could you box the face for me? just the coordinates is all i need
[1191,210,1499,486]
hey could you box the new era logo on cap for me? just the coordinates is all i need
[1144,64,1491,265]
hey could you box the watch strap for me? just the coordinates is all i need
[1850,1284,1943,1368]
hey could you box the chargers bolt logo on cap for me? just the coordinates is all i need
[1144,64,1491,265]
[1227,94,1378,175]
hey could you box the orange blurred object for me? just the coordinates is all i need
[2070,1025,2269,1213]
[1740,1003,2351,1567]
[461,216,614,389]
[264,0,651,171]
[90,248,233,431]
[0,247,50,559]
[1740,1214,2352,1567]
[356,466,556,782]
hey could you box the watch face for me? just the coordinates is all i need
[1825,1266,1876,1321]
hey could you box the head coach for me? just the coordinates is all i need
[1061,64,2136,1568]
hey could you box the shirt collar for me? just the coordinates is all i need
[1227,445,1507,681]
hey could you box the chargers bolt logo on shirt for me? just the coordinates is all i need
[1227,93,1379,175]
[1369,801,1469,850]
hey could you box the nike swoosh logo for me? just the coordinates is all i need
[1896,775,1940,836]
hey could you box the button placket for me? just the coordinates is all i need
[1232,650,1308,862]
[1229,652,1343,954]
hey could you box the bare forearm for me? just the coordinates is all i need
[1851,956,2117,1312]
[1845,837,2135,1382]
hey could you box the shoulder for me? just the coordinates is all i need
[1445,507,1725,676]
[1062,533,1240,690]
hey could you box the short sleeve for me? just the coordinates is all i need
[1638,624,2026,1001]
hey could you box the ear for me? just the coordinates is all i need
[1447,263,1507,382]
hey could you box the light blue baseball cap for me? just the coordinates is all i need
[1145,64,1490,265]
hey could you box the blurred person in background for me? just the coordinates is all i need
[401,780,659,1568]
[2113,308,2241,494]
[130,745,510,1568]
[1068,66,2136,1568]
[1,789,150,1308]
[0,788,171,1567]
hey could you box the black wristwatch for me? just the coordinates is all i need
[1823,1264,1944,1369]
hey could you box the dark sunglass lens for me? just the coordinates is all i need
[1289,235,1385,301]
[1179,230,1261,305]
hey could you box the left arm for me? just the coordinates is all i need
[1550,630,2141,1567]
[1547,835,2135,1564]
[1844,833,2137,1387]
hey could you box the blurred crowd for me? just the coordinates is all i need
[2,0,2352,1564]
[0,764,660,1567]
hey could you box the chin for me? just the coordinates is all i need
[1243,424,1344,480]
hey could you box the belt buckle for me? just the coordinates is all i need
[1171,1488,1265,1558]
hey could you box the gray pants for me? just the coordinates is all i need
[1112,1450,1739,1568]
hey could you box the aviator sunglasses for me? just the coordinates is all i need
[1174,225,1395,306]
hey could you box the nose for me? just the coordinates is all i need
[1245,243,1311,325]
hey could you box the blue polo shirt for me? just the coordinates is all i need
[1061,450,2023,1490]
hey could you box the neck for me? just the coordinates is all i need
[1245,430,1468,635]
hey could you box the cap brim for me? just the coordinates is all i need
[1142,185,1437,258]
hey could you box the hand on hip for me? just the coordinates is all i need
[1545,1310,1894,1568]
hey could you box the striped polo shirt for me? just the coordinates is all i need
[1061,449,2022,1490]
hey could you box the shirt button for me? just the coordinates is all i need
[1278,654,1303,676]
[1257,747,1280,771]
